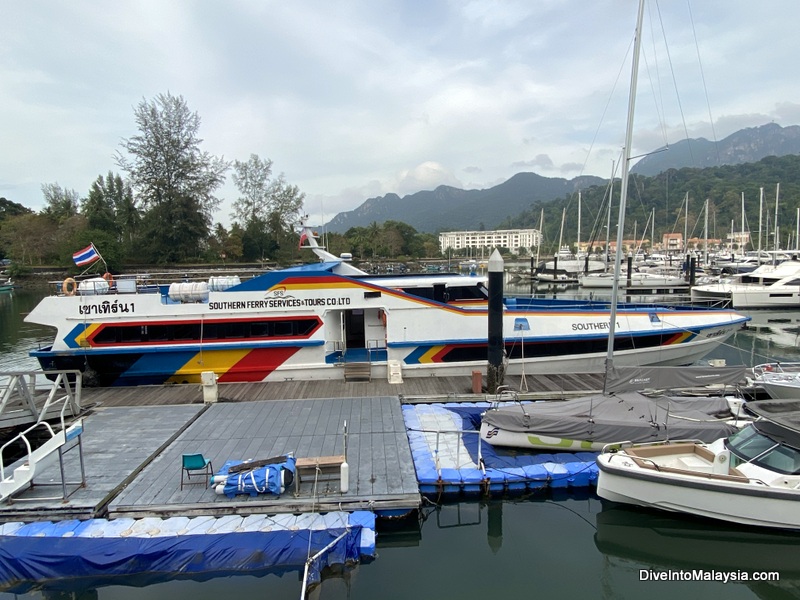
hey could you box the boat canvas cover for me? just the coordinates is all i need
[482,392,739,444]
[604,366,746,394]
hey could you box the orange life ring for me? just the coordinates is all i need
[379,309,387,327]
[63,277,77,296]
[103,272,114,286]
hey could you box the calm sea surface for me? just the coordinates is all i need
[1,284,800,600]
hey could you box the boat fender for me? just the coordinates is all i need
[102,272,114,286]
[63,277,77,296]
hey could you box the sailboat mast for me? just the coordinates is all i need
[774,183,780,258]
[758,187,764,261]
[606,161,615,268]
[577,191,582,257]
[741,192,746,254]
[683,192,689,255]
[704,198,709,267]
[535,208,544,265]
[605,0,646,380]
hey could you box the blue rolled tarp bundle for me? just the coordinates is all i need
[211,455,296,498]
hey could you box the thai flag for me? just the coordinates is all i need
[72,244,100,266]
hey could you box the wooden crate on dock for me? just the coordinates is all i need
[294,454,345,493]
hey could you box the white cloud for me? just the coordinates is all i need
[394,161,463,195]
[1,0,799,228]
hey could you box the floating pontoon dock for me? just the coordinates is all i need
[0,371,607,592]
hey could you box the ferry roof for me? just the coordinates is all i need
[226,260,486,292]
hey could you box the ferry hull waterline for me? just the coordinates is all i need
[25,228,750,386]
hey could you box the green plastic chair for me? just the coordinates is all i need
[181,453,213,489]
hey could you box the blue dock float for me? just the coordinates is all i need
[402,402,599,495]
[0,511,375,594]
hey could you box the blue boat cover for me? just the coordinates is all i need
[216,456,296,498]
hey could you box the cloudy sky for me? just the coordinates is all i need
[3,1,799,228]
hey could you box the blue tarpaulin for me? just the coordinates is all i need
[0,511,375,594]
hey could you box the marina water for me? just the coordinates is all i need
[1,286,799,599]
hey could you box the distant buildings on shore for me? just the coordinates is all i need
[439,229,541,256]
[440,228,731,258]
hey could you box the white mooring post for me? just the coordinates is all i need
[340,420,349,493]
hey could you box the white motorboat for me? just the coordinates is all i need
[751,362,800,400]
[690,259,800,308]
[579,270,688,290]
[596,399,800,530]
[533,257,606,283]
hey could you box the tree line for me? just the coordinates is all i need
[0,92,445,275]
[0,93,303,273]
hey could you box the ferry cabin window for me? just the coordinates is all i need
[399,285,487,302]
[173,323,201,340]
[90,318,319,344]
[274,320,293,336]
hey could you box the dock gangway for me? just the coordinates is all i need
[0,369,82,429]
[0,370,86,503]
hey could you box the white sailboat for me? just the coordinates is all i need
[480,0,749,452]
[535,199,606,282]
[593,16,800,525]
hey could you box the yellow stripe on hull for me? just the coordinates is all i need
[166,348,252,384]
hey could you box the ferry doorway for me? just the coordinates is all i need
[343,309,366,361]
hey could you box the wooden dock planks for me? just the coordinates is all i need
[0,372,606,522]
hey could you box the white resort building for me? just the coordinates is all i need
[439,229,541,256]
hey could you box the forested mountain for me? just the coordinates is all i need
[326,123,800,241]
[631,123,800,176]
[501,154,800,253]
[325,173,605,234]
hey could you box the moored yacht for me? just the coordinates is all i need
[690,259,800,308]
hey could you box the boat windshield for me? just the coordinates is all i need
[726,424,800,475]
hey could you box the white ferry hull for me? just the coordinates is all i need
[25,255,749,386]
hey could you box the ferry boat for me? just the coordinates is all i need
[24,226,749,387]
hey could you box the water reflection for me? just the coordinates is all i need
[594,503,800,599]
[0,289,53,373]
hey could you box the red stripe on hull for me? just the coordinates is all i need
[217,347,301,382]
